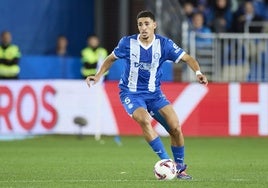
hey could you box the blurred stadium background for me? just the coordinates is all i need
[0,0,268,137]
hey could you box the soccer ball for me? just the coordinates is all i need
[154,159,177,180]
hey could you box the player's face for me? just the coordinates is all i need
[137,17,156,40]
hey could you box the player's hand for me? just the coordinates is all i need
[86,76,97,88]
[197,74,208,86]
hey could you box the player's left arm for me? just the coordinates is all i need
[181,53,208,85]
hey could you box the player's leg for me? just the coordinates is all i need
[157,105,184,158]
[146,91,185,163]
[119,92,170,160]
[156,105,192,179]
[132,107,157,141]
[132,107,170,160]
[148,91,192,179]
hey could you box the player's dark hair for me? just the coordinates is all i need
[136,10,155,21]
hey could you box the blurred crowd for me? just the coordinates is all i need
[1,0,267,80]
[178,0,268,82]
[0,31,107,80]
[180,0,268,33]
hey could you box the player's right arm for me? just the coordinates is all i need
[86,36,127,87]
[86,53,117,87]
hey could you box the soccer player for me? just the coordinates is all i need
[86,10,208,180]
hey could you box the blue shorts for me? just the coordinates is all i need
[119,90,170,116]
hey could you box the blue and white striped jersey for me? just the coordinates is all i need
[113,34,185,93]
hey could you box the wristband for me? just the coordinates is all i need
[195,70,202,75]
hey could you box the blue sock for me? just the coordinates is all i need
[149,137,170,159]
[171,146,184,165]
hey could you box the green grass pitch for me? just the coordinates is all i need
[0,135,267,188]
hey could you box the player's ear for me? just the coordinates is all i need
[153,22,157,29]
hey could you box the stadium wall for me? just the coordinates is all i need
[0,0,94,56]
[0,80,267,137]
[18,56,173,81]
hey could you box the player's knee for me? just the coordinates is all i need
[133,114,151,126]
[140,118,151,127]
[169,126,182,137]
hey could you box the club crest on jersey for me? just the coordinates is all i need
[153,53,160,60]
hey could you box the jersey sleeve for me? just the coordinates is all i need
[112,37,128,59]
[165,39,186,63]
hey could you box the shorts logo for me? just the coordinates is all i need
[128,103,133,109]
[149,111,155,116]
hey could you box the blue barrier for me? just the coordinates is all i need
[19,56,82,79]
[19,56,174,81]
